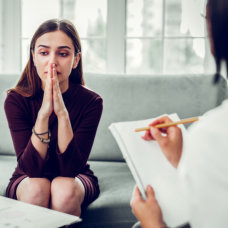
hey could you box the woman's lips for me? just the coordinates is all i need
[44,71,61,74]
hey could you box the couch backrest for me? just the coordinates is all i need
[0,75,18,155]
[0,74,227,161]
[85,73,228,161]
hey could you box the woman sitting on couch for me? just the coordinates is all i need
[4,19,103,216]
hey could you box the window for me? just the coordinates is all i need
[21,0,60,71]
[0,0,213,75]
[126,0,210,74]
[65,0,107,73]
[21,0,107,73]
[0,0,21,73]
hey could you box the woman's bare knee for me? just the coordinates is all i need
[51,177,85,216]
[17,177,51,207]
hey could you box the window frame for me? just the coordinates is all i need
[107,0,126,74]
[1,0,212,74]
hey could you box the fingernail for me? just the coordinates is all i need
[147,185,152,190]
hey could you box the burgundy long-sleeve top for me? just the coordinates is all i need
[4,82,103,184]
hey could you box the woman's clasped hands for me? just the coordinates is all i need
[40,63,67,119]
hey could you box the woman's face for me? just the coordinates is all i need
[32,30,80,91]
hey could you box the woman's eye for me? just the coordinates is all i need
[40,51,48,56]
[59,52,68,57]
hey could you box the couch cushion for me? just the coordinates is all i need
[0,155,17,196]
[81,161,137,227]
[85,73,228,161]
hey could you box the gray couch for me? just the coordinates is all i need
[0,73,227,228]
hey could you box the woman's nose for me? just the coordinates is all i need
[49,53,58,66]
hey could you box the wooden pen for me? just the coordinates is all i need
[135,116,199,132]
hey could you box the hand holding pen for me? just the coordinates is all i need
[140,115,187,168]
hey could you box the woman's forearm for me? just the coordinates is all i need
[57,110,73,153]
[31,112,50,160]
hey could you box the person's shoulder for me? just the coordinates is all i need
[184,99,228,161]
[4,90,36,113]
[4,90,26,115]
[5,90,24,105]
[189,99,228,135]
[75,83,103,102]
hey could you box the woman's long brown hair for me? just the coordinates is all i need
[207,0,228,83]
[9,19,84,97]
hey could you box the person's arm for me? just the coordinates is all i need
[31,64,53,159]
[52,65,73,153]
[4,93,47,177]
[131,185,167,228]
[4,65,54,177]
[50,64,103,176]
[56,96,103,177]
[142,116,183,168]
[131,185,191,228]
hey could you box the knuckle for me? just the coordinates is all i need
[160,140,168,147]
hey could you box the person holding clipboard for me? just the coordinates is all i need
[131,0,228,227]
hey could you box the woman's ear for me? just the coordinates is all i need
[73,52,81,69]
